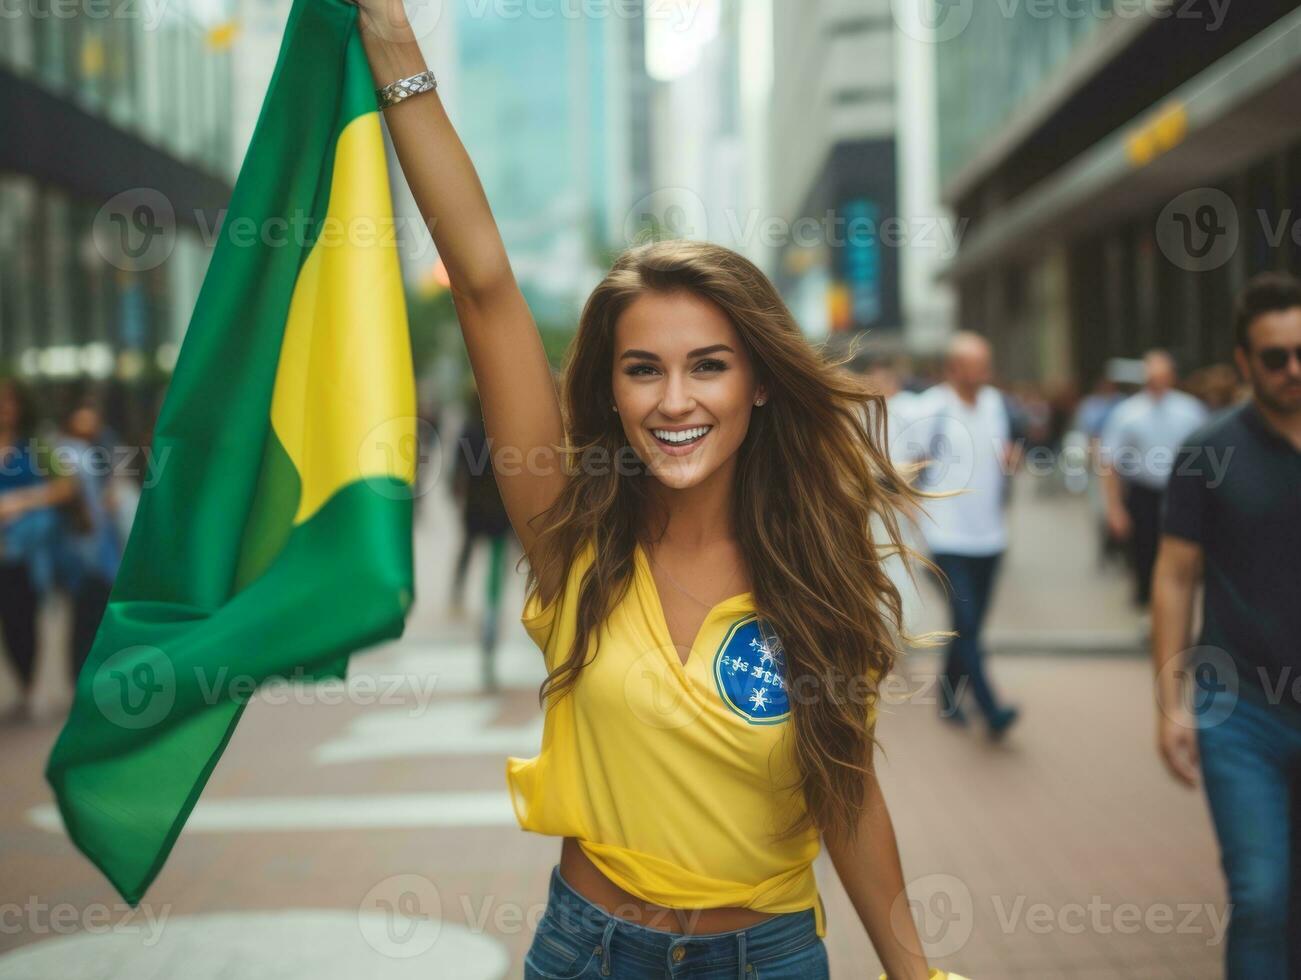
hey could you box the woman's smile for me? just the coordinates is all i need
[649,424,713,454]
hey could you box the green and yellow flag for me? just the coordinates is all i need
[45,0,416,905]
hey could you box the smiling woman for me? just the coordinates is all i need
[498,241,956,979]
[612,291,764,488]
[352,0,958,975]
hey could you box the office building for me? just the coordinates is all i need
[1,1,235,434]
[938,1,1301,384]
[769,0,906,343]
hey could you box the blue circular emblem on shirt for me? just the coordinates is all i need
[712,616,791,725]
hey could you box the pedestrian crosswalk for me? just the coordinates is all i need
[0,910,509,979]
[28,791,519,834]
[313,701,543,764]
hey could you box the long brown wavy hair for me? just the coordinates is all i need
[525,239,939,845]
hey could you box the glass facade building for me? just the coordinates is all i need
[768,1,902,341]
[1,1,233,174]
[452,1,652,326]
[937,1,1301,385]
[936,4,1108,188]
[1,0,233,438]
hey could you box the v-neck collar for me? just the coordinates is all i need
[633,542,753,671]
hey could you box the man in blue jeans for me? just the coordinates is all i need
[1153,271,1301,978]
[906,332,1021,739]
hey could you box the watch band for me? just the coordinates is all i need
[376,69,438,110]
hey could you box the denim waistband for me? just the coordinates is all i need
[1196,671,1301,733]
[540,863,820,976]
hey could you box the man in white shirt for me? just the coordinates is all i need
[901,332,1020,739]
[1100,350,1208,607]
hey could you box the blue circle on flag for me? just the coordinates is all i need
[712,616,791,725]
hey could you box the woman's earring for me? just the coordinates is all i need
[754,395,767,406]
[612,404,619,414]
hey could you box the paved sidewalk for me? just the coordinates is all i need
[907,474,1146,656]
[0,471,1225,979]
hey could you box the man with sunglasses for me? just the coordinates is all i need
[1152,271,1301,978]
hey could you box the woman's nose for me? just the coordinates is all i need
[659,373,696,416]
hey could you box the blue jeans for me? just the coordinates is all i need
[524,865,829,979]
[1196,680,1301,978]
[931,552,1004,720]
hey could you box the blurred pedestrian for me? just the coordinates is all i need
[1075,376,1123,441]
[860,356,919,451]
[858,357,924,641]
[0,378,77,722]
[450,388,515,691]
[413,393,443,525]
[904,332,1021,739]
[1151,272,1301,978]
[53,401,124,680]
[1012,382,1052,454]
[1100,350,1207,609]
[1074,376,1125,566]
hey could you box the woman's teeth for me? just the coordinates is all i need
[652,425,711,446]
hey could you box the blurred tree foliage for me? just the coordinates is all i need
[403,231,630,396]
[405,285,579,401]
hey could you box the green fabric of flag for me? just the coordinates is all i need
[44,0,417,905]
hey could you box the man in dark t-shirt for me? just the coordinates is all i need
[1152,272,1301,979]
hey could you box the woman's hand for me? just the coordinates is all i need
[0,478,79,524]
[0,490,27,525]
[346,0,428,94]
[346,0,410,38]
[344,0,422,82]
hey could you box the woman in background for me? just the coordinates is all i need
[0,379,77,721]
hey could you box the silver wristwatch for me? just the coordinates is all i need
[375,69,438,110]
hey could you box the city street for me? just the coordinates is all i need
[0,465,1226,979]
[8,2,1301,975]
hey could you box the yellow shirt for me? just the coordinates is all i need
[506,539,837,937]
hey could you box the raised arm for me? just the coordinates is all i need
[351,0,566,562]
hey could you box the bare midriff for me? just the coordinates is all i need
[558,836,777,935]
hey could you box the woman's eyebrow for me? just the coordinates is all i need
[618,344,735,361]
